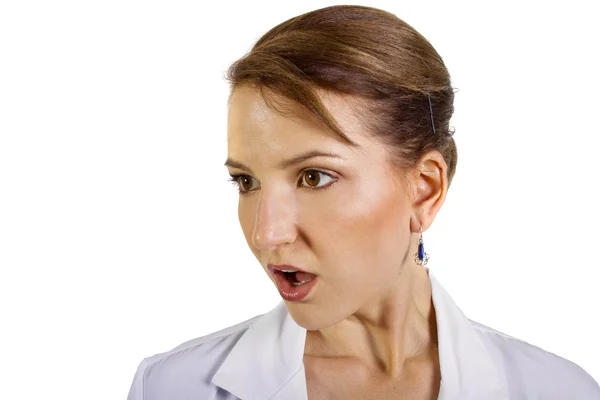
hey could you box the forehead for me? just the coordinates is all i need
[227,86,385,160]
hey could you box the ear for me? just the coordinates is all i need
[409,150,449,233]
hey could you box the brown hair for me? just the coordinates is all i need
[225,5,458,185]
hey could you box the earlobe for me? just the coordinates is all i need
[410,214,423,233]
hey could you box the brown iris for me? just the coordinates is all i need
[240,176,254,191]
[304,170,320,187]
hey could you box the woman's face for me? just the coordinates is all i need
[226,85,418,330]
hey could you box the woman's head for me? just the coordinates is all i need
[224,5,455,329]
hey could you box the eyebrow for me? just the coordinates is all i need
[224,150,346,172]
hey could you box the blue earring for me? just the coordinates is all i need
[413,227,430,266]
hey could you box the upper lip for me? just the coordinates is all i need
[267,263,311,274]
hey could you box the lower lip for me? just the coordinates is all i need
[272,271,317,302]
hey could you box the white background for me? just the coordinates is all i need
[1,0,599,399]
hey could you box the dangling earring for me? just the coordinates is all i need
[413,227,430,266]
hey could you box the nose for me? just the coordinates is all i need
[251,188,297,252]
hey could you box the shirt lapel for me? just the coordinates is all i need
[429,270,508,399]
[211,301,307,400]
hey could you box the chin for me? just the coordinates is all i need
[285,302,344,331]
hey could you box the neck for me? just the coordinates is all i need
[304,263,438,378]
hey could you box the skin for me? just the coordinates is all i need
[225,84,449,399]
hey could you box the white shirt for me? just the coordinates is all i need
[127,270,600,399]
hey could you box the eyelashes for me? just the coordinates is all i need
[228,169,338,195]
[227,174,259,194]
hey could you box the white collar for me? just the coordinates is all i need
[212,270,508,399]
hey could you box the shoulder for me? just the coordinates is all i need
[470,320,600,399]
[127,313,264,400]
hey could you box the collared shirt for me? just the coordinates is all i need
[127,270,600,399]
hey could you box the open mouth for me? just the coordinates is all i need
[268,266,318,301]
[283,271,303,287]
[273,270,316,287]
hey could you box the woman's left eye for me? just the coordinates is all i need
[300,169,335,189]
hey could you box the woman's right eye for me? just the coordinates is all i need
[228,174,259,194]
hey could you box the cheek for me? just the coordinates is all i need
[305,181,408,275]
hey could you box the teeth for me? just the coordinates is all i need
[291,280,310,287]
[281,269,297,273]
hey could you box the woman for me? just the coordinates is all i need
[127,5,599,399]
